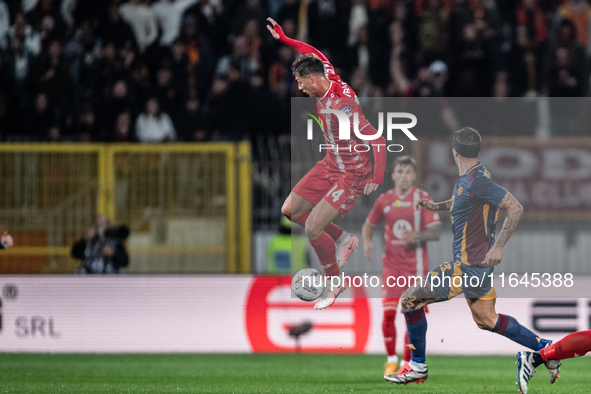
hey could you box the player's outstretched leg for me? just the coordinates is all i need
[292,210,356,268]
[284,194,350,262]
[303,200,346,310]
[384,278,444,384]
[531,329,591,384]
[468,299,552,351]
[382,303,399,375]
[335,232,359,268]
[516,351,537,394]
[515,349,561,394]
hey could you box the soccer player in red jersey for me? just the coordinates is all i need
[362,156,441,376]
[516,329,591,393]
[267,18,387,310]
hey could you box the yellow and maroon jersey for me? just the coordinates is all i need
[450,163,507,266]
[366,187,440,276]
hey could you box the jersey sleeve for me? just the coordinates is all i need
[366,194,386,226]
[468,170,507,207]
[274,23,329,62]
[420,192,441,229]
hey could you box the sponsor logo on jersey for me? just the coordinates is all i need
[392,219,412,239]
[342,106,353,118]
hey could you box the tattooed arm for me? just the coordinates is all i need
[415,198,452,212]
[402,223,442,243]
[482,191,523,266]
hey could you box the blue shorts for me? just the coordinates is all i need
[427,261,497,300]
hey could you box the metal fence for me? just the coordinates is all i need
[0,143,251,274]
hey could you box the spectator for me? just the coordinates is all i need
[29,39,70,116]
[25,91,59,141]
[98,1,137,51]
[557,0,591,52]
[25,0,67,49]
[71,214,130,274]
[2,12,41,55]
[109,111,135,142]
[152,0,197,46]
[182,0,226,56]
[178,98,207,141]
[152,63,185,127]
[513,0,548,95]
[77,104,100,141]
[102,80,135,134]
[135,97,176,142]
[119,0,158,53]
[178,16,214,97]
[543,19,587,97]
[415,0,452,65]
[268,45,295,92]
[215,35,258,77]
[60,0,77,30]
[233,0,266,36]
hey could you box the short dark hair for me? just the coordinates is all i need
[453,127,481,146]
[291,54,324,77]
[393,155,417,172]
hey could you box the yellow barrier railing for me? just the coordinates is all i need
[0,143,251,274]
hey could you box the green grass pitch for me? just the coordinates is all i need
[1,353,590,393]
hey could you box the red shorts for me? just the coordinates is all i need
[292,161,370,217]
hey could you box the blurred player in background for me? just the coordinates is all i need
[515,329,591,393]
[362,155,441,376]
[0,231,14,249]
[385,128,559,385]
[267,17,387,310]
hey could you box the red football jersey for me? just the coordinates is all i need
[273,23,386,185]
[316,61,374,177]
[366,187,441,277]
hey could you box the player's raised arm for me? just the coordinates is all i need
[415,198,452,211]
[266,17,329,62]
[482,191,523,266]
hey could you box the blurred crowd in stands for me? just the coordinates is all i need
[0,0,591,143]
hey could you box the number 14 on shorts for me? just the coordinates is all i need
[327,184,344,203]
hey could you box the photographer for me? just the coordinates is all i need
[71,214,130,274]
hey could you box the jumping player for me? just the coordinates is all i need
[384,127,559,384]
[362,156,440,376]
[515,329,591,393]
[267,18,387,310]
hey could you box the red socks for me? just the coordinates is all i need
[291,212,344,241]
[383,308,397,357]
[382,307,411,361]
[541,330,591,361]
[309,232,339,276]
